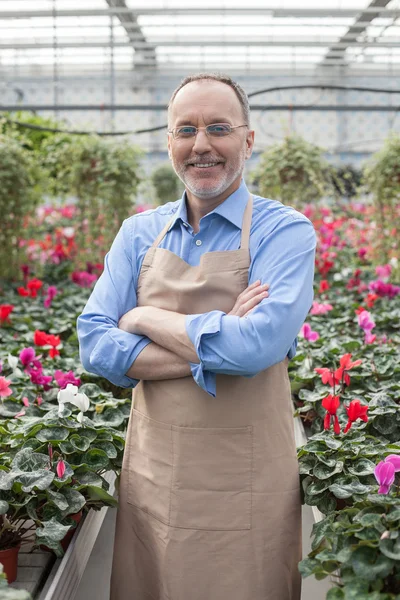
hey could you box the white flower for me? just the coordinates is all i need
[7,354,18,371]
[57,383,89,422]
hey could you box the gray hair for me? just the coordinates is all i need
[167,73,251,128]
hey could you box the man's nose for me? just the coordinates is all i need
[192,129,213,153]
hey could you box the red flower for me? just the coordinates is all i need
[17,287,30,297]
[355,306,367,315]
[319,280,330,293]
[0,304,14,324]
[366,293,379,308]
[344,399,368,433]
[46,334,61,347]
[49,348,60,358]
[322,394,341,434]
[34,330,50,346]
[334,353,362,387]
[315,367,340,387]
[26,278,43,298]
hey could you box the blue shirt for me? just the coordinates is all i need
[77,179,316,397]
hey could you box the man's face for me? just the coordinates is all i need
[168,81,254,200]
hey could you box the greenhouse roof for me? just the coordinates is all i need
[0,0,399,72]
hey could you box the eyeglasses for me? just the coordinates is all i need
[168,123,247,140]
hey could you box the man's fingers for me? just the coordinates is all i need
[239,282,269,303]
[239,290,269,316]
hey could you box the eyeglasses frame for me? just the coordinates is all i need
[167,123,248,140]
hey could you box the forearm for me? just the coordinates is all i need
[125,341,192,380]
[120,306,199,363]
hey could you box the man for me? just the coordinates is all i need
[77,73,316,600]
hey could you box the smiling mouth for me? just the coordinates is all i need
[188,163,224,169]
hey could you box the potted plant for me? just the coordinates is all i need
[250,134,336,207]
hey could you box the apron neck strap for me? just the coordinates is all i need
[239,194,253,250]
[151,192,254,250]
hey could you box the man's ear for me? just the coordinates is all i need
[245,130,255,160]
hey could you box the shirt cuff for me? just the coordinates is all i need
[90,329,152,388]
[185,311,225,397]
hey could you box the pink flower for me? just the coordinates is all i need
[374,461,395,495]
[358,247,368,259]
[369,280,400,298]
[36,396,43,406]
[375,264,392,280]
[54,370,81,390]
[0,376,12,398]
[44,285,58,309]
[310,301,333,315]
[19,347,35,367]
[14,409,26,418]
[22,397,30,407]
[357,310,375,331]
[365,331,377,345]
[56,459,66,478]
[300,323,320,342]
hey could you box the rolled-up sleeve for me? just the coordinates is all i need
[77,218,152,388]
[186,215,316,396]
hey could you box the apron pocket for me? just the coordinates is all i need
[126,408,173,525]
[170,425,253,531]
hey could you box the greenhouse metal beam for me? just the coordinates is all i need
[1,105,398,111]
[320,0,394,66]
[1,40,400,49]
[0,8,399,19]
[105,0,156,66]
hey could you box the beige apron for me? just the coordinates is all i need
[110,194,302,600]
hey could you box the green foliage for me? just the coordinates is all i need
[251,135,335,206]
[332,165,363,199]
[150,163,183,205]
[0,134,42,281]
[364,134,400,276]
[299,497,400,597]
[40,134,144,266]
[0,112,66,153]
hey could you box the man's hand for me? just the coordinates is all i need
[228,280,269,318]
[118,306,146,334]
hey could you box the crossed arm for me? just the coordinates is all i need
[121,281,270,381]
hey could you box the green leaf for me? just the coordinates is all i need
[36,516,72,558]
[60,488,86,517]
[18,470,55,492]
[36,427,70,442]
[347,459,376,477]
[326,588,345,599]
[314,461,344,480]
[47,489,69,511]
[379,537,400,560]
[82,448,109,470]
[69,434,91,452]
[298,557,320,578]
[351,546,394,581]
[85,485,118,506]
[0,500,9,514]
[307,480,331,495]
[93,441,117,459]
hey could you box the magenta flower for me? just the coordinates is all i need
[300,323,320,342]
[71,271,98,288]
[29,369,53,390]
[357,310,375,331]
[19,347,42,373]
[374,461,395,494]
[369,280,400,298]
[44,285,58,309]
[385,455,400,472]
[19,347,35,367]
[54,370,81,390]
[56,459,66,478]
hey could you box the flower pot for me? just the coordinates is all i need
[40,510,83,554]
[0,543,21,583]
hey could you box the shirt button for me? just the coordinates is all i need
[195,239,202,246]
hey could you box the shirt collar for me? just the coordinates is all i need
[169,178,250,232]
